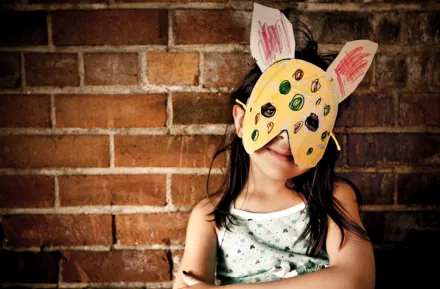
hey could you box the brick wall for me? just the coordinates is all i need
[0,0,439,288]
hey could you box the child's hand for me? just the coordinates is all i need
[179,271,217,289]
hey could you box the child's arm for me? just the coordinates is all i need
[226,182,375,289]
[181,182,375,289]
[172,198,218,289]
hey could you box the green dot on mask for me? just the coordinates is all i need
[289,94,304,111]
[321,131,328,141]
[324,105,331,116]
[307,147,313,155]
[251,129,259,141]
[279,80,291,95]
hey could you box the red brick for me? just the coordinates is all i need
[375,52,407,89]
[404,12,440,44]
[336,172,394,205]
[61,250,170,282]
[118,0,226,2]
[372,12,401,44]
[398,173,440,205]
[172,93,233,124]
[84,53,138,86]
[406,52,430,90]
[171,174,224,206]
[0,11,48,46]
[116,213,189,245]
[383,211,440,242]
[25,53,79,87]
[0,251,58,283]
[297,12,373,44]
[0,135,109,168]
[31,0,106,2]
[203,53,255,88]
[347,133,440,167]
[0,94,51,128]
[0,53,21,88]
[336,92,394,127]
[3,215,112,247]
[174,10,251,44]
[52,10,168,46]
[399,93,440,126]
[0,175,54,208]
[147,52,199,85]
[56,94,166,128]
[114,135,225,168]
[59,175,166,206]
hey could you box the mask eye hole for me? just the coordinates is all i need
[305,113,319,132]
[261,102,276,118]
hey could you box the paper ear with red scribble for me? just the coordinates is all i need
[250,2,296,72]
[325,40,378,103]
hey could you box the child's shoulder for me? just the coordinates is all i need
[189,197,220,231]
[332,181,358,205]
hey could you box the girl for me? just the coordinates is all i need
[172,8,376,289]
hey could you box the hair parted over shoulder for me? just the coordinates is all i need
[204,25,369,256]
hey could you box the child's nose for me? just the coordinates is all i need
[276,130,289,142]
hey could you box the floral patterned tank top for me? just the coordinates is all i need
[215,201,330,285]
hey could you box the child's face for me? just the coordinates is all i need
[249,130,312,182]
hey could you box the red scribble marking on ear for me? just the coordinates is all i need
[334,46,371,97]
[257,12,292,67]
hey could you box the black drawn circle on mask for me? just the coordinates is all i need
[293,69,304,81]
[324,105,331,116]
[307,148,313,155]
[321,131,328,141]
[261,102,276,118]
[279,80,291,95]
[305,113,319,132]
[289,94,304,111]
[252,129,259,141]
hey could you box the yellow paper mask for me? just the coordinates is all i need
[237,3,378,168]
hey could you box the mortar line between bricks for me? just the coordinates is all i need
[0,167,225,176]
[0,126,438,136]
[0,166,437,175]
[1,204,439,216]
[54,176,60,208]
[50,94,56,128]
[4,244,186,252]
[139,52,148,88]
[109,133,115,168]
[199,51,204,87]
[78,51,85,87]
[166,93,173,128]
[0,84,233,95]
[168,9,174,47]
[166,174,172,207]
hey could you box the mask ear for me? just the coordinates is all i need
[325,40,378,103]
[250,2,296,72]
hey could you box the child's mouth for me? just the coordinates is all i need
[267,148,294,162]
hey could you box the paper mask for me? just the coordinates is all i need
[236,3,378,168]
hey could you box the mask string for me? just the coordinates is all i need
[329,132,341,151]
[235,99,247,110]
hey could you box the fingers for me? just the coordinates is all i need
[181,271,202,286]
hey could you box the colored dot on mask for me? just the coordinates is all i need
[307,148,313,155]
[321,131,328,141]
[279,80,291,95]
[251,129,259,141]
[289,94,304,111]
[324,105,331,116]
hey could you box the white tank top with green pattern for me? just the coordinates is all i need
[215,201,330,285]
